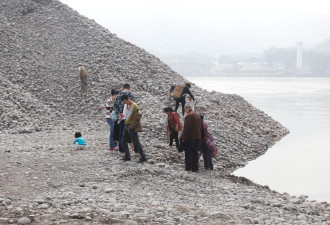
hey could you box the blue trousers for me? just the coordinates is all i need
[118,120,125,152]
[106,118,117,148]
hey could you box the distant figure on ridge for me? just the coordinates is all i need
[77,63,88,93]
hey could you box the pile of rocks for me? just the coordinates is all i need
[2,0,326,225]
[0,0,288,170]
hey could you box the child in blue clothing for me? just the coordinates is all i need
[73,132,86,150]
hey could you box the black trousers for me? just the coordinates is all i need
[169,131,179,149]
[200,143,211,170]
[122,124,146,160]
[184,139,200,172]
[175,96,186,116]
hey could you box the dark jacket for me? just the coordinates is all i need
[181,112,201,141]
[114,90,135,115]
[181,87,194,100]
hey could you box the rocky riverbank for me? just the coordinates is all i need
[1,130,329,225]
[1,0,329,224]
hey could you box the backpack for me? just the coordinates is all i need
[205,125,218,158]
[172,85,184,99]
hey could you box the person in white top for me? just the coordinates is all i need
[186,96,195,112]
[120,103,135,153]
[105,89,119,150]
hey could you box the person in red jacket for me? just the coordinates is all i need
[164,107,182,150]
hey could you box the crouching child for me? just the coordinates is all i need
[73,132,87,150]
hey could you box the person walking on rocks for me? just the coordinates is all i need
[113,84,135,153]
[120,94,147,163]
[175,83,195,116]
[105,89,119,151]
[199,114,213,170]
[180,105,201,172]
[164,107,182,150]
[77,63,88,93]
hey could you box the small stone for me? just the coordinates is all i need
[35,198,46,204]
[0,218,9,222]
[156,163,166,167]
[17,217,31,224]
[124,220,138,225]
[104,188,114,193]
[37,203,49,209]
[290,198,302,204]
[85,216,92,221]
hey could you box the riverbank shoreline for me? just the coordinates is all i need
[1,130,329,224]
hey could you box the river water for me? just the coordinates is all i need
[186,76,330,203]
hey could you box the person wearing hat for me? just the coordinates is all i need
[77,63,88,93]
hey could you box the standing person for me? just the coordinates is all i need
[163,107,182,150]
[186,96,195,111]
[180,105,201,172]
[105,89,119,151]
[120,94,147,163]
[113,84,135,153]
[77,63,88,93]
[199,114,213,170]
[175,83,195,116]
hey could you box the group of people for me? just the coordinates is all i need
[105,83,147,163]
[74,64,217,171]
[167,82,216,171]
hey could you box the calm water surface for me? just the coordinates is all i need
[187,77,330,202]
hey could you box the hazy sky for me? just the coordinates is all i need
[59,0,330,57]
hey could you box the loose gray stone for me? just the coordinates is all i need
[124,220,138,225]
[17,217,31,225]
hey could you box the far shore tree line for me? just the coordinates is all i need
[263,47,330,74]
[161,41,330,76]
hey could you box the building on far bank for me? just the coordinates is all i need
[297,41,303,70]
[296,41,312,75]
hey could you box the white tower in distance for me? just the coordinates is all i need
[296,41,303,70]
